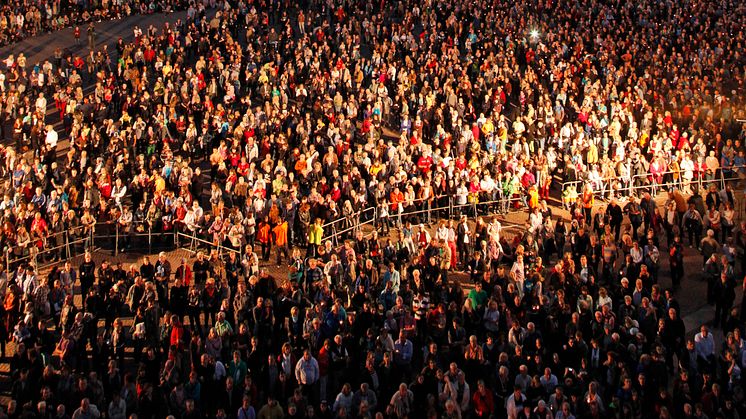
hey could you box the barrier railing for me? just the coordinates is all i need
[4,221,176,272]
[93,222,176,256]
[174,230,241,264]
[174,231,242,281]
[320,194,528,249]
[322,206,377,245]
[22,162,738,274]
[324,207,378,248]
[4,228,93,274]
[560,164,746,205]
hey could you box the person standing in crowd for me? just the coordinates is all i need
[295,349,319,404]
[78,252,96,305]
[86,23,96,50]
[272,219,289,267]
[307,218,324,258]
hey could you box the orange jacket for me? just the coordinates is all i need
[273,222,288,247]
[390,190,404,212]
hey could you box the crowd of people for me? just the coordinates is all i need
[0,0,184,47]
[0,0,744,417]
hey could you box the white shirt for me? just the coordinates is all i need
[22,275,38,295]
[529,212,543,234]
[193,205,204,220]
[630,247,643,264]
[112,184,127,204]
[506,392,526,419]
[480,176,495,193]
[35,96,46,112]
[183,211,198,232]
[45,129,58,148]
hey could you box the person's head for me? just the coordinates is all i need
[712,383,721,396]
[445,399,458,414]
[519,365,528,376]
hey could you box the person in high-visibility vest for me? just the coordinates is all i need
[307,218,324,258]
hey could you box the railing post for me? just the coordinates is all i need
[720,168,726,191]
[64,230,70,259]
[148,225,152,254]
[115,224,119,257]
[448,196,453,219]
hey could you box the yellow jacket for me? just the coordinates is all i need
[308,224,324,245]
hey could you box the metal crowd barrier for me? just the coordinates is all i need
[560,165,746,204]
[5,221,176,272]
[321,195,528,248]
[175,231,241,259]
[3,175,605,273]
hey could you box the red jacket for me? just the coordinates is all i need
[318,347,330,376]
[472,390,495,417]
[170,324,184,347]
[417,156,433,174]
[175,265,192,287]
